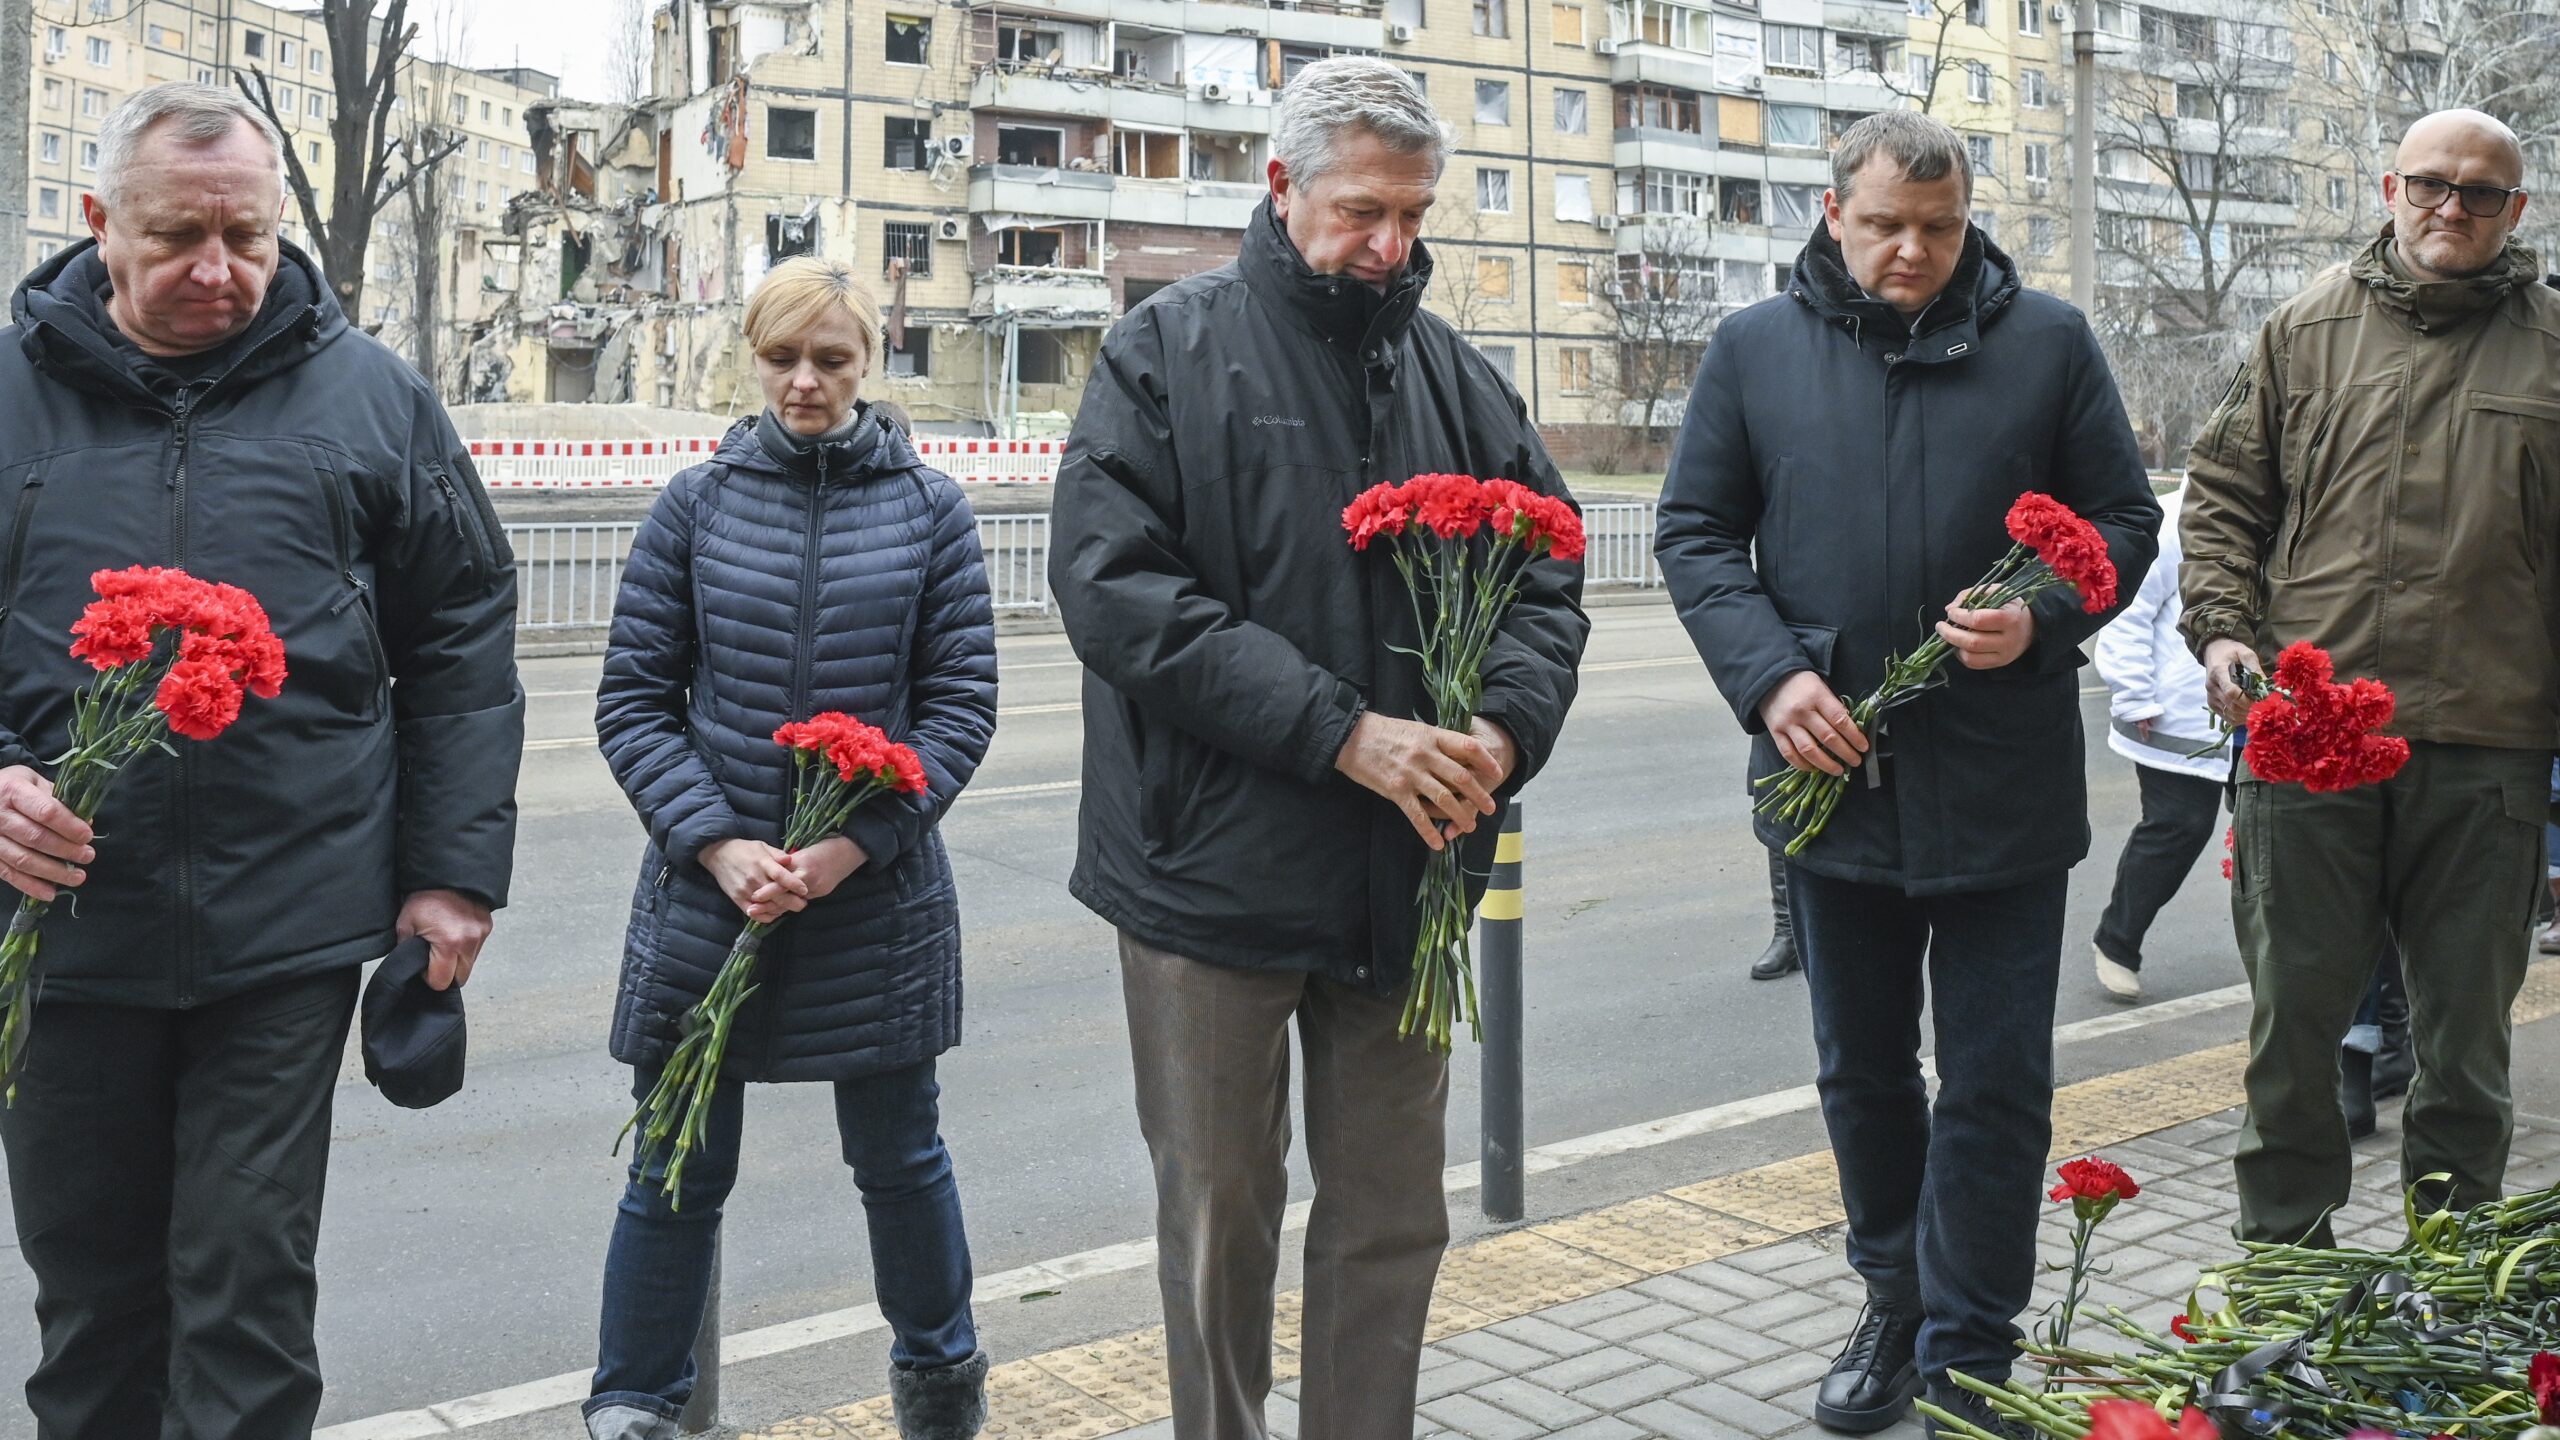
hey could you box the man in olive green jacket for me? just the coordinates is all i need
[2183,109,2560,1246]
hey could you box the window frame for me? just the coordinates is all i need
[766,106,821,162]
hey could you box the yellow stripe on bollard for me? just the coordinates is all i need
[1480,888,1524,922]
[1495,828,1526,864]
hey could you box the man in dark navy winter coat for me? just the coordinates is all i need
[1656,112,2158,1438]
[0,86,521,1438]
[1052,56,1587,1440]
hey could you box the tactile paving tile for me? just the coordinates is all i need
[978,1360,1150,1439]
[811,1398,900,1440]
[2518,962,2560,1022]
[1668,1151,1846,1234]
[2048,1044,2249,1158]
[1422,1291,1504,1342]
[1027,1328,1175,1425]
[1271,1288,1303,1353]
[747,1415,858,1440]
[1430,1229,1646,1320]
[1532,1191,1787,1274]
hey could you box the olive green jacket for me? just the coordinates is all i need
[2181,229,2560,749]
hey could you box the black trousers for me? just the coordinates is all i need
[2093,765,2224,971]
[0,968,359,1440]
[1788,865,2067,1395]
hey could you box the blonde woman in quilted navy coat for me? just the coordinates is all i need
[584,258,998,1440]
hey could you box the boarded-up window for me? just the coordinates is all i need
[1477,254,1515,301]
[1114,129,1181,178]
[1556,260,1590,305]
[1717,95,1762,146]
[1560,347,1594,394]
[1551,3,1585,44]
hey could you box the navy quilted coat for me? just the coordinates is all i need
[597,408,996,1081]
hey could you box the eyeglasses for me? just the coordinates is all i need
[2392,172,2525,218]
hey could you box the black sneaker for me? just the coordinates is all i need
[1813,1302,1921,1433]
[1921,1388,2038,1439]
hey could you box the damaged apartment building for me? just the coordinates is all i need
[490,0,1384,428]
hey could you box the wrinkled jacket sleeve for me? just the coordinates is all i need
[376,396,525,908]
[2179,321,2286,658]
[1654,328,1805,733]
[1475,391,1589,792]
[844,480,998,870]
[2024,320,2160,670]
[2092,523,2173,721]
[595,476,741,871]
[1050,310,1366,785]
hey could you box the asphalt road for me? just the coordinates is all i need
[0,599,2256,1433]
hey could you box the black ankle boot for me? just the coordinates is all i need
[1815,1302,1920,1432]
[1754,853,1801,980]
[890,1352,988,1440]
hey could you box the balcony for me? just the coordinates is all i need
[970,67,1192,127]
[1613,127,1715,175]
[1107,177,1266,227]
[972,266,1118,323]
[1607,42,1720,94]
[1821,0,1907,37]
[969,164,1118,221]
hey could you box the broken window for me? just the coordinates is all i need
[996,22,1065,64]
[887,327,930,378]
[886,15,930,65]
[1719,178,1762,224]
[1278,45,1326,87]
[884,222,934,278]
[767,211,820,261]
[885,117,932,171]
[1475,79,1510,125]
[1124,278,1171,310]
[1114,129,1180,179]
[768,108,818,161]
[1013,330,1065,385]
[997,228,1063,267]
[996,125,1062,167]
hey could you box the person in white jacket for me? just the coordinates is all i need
[2089,484,2229,1000]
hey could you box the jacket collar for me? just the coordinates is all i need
[726,402,905,487]
[12,237,341,410]
[2351,224,2539,331]
[1788,220,2020,365]
[1238,197,1433,359]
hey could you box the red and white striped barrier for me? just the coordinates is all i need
[467,435,1066,489]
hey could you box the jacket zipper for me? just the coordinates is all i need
[432,467,497,578]
[762,452,830,1071]
[170,388,197,1007]
[317,461,388,713]
[0,475,44,628]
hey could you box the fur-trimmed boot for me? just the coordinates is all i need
[891,1352,990,1440]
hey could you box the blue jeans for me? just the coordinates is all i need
[586,1059,978,1420]
[1787,864,2067,1395]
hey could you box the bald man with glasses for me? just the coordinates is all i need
[2183,109,2560,1246]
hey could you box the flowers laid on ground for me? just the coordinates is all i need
[619,713,925,1203]
[2232,643,2411,792]
[0,566,287,1102]
[1342,473,1584,1053]
[1919,1182,2560,1437]
[2040,1158,2144,1364]
[1757,492,2119,856]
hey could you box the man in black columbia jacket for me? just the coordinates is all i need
[1657,113,2157,1437]
[1051,56,1587,1440]
[0,86,521,1437]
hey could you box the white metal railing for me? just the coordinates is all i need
[472,436,1066,489]
[505,500,1660,633]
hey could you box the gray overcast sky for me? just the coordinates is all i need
[421,0,619,105]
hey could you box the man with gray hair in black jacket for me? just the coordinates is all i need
[1053,55,1587,1440]
[0,84,521,1438]
[1657,111,2156,1437]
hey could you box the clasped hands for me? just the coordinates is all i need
[1759,593,2036,776]
[1335,712,1517,851]
[701,835,869,926]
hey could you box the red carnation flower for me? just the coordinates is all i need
[2532,1350,2560,1422]
[67,594,159,669]
[2004,492,2119,614]
[2170,1313,2198,1343]
[154,650,247,741]
[2086,1400,2217,1439]
[1406,473,1492,540]
[2050,1156,2140,1220]
[1342,483,1412,551]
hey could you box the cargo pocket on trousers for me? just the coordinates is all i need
[2231,779,2273,901]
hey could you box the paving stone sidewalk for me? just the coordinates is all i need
[1224,1109,2560,1440]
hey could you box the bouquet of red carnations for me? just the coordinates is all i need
[2232,642,2409,791]
[620,712,926,1203]
[0,565,287,1102]
[1757,493,2120,856]
[1342,473,1585,1053]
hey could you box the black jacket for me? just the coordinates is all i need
[1655,225,2159,893]
[1051,202,1590,989]
[598,410,995,1081]
[0,240,523,1006]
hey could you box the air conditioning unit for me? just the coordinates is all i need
[1742,73,1763,90]
[1388,21,1414,41]
[1202,80,1231,101]
[936,216,965,241]
[1595,36,1620,52]
[943,133,973,160]
[1595,212,1618,231]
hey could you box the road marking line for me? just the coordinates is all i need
[317,978,2258,1438]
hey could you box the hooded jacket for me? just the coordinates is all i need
[0,240,521,1007]
[1656,224,2160,893]
[1049,200,1589,988]
[597,409,995,1080]
[2182,229,2560,752]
